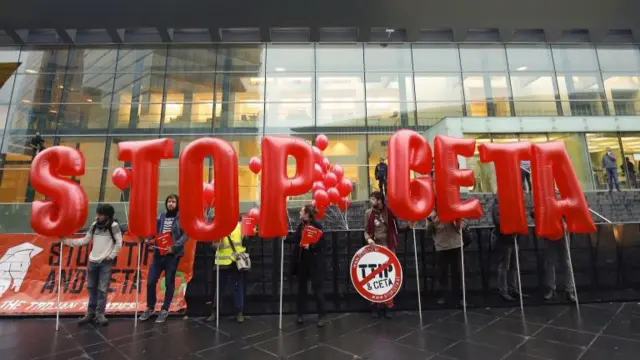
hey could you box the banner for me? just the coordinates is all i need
[0,233,196,315]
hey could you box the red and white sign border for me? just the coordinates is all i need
[350,245,403,303]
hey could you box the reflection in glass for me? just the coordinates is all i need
[215,72,265,103]
[510,74,559,116]
[465,134,492,193]
[17,48,70,73]
[58,136,107,200]
[163,72,215,128]
[557,73,607,116]
[166,46,218,72]
[265,44,314,72]
[414,74,463,102]
[412,44,461,72]
[364,44,412,72]
[116,47,167,73]
[316,44,364,72]
[58,102,113,130]
[366,73,414,102]
[506,45,554,72]
[66,48,118,73]
[463,74,511,116]
[216,102,263,129]
[366,102,415,127]
[317,73,365,102]
[585,133,623,190]
[602,74,640,116]
[216,45,265,72]
[11,74,67,104]
[265,74,312,102]
[459,45,507,72]
[264,102,313,132]
[552,46,599,72]
[619,134,640,189]
[416,102,463,126]
[596,46,640,72]
[317,102,365,127]
[6,102,59,131]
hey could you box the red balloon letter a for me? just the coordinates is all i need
[30,146,88,236]
[531,141,596,240]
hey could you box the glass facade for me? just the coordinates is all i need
[1,43,639,208]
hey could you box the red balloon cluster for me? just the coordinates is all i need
[310,134,353,218]
[203,182,215,208]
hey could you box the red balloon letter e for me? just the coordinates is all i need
[179,138,239,241]
[387,130,435,221]
[531,141,595,240]
[116,138,174,237]
[30,146,88,236]
[260,136,314,238]
[434,135,482,222]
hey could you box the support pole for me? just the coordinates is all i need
[459,231,467,314]
[216,262,220,329]
[412,228,423,325]
[514,236,524,311]
[55,241,64,331]
[564,228,580,308]
[279,238,284,330]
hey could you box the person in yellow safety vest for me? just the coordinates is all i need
[206,221,247,323]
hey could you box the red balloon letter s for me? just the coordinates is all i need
[531,141,596,240]
[387,130,434,221]
[115,138,174,237]
[434,135,482,222]
[30,146,88,236]
[179,138,239,241]
[260,136,314,237]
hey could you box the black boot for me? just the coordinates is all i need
[382,307,392,319]
[77,312,95,326]
[567,291,577,304]
[296,315,304,324]
[371,308,380,320]
[205,308,216,322]
[317,315,326,327]
[543,288,556,301]
[94,313,109,327]
[500,291,516,301]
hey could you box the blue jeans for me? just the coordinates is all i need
[214,267,245,312]
[606,168,620,191]
[87,259,114,314]
[147,254,181,311]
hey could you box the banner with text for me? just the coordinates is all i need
[0,234,196,315]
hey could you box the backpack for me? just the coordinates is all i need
[91,219,123,243]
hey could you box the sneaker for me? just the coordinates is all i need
[296,315,304,324]
[95,313,109,326]
[510,290,530,299]
[236,312,245,324]
[155,310,169,323]
[500,291,516,301]
[543,289,556,301]
[567,292,577,304]
[317,316,326,327]
[139,308,154,322]
[205,310,216,323]
[77,312,95,326]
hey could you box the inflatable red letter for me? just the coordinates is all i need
[531,141,596,239]
[260,136,314,237]
[179,138,239,241]
[30,146,88,236]
[478,142,531,234]
[387,130,435,221]
[115,138,174,237]
[434,135,482,222]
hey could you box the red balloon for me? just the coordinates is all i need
[30,146,88,236]
[313,189,330,207]
[260,136,314,237]
[202,182,215,207]
[434,135,483,222]
[322,157,331,172]
[387,130,435,221]
[117,138,174,237]
[313,164,325,182]
[248,156,262,174]
[315,134,329,151]
[331,164,344,181]
[312,181,326,193]
[337,178,353,197]
[479,142,531,235]
[323,172,338,188]
[179,138,239,241]
[338,197,350,212]
[247,207,260,220]
[327,187,341,203]
[531,141,596,240]
[316,205,326,219]
[111,167,131,190]
[312,146,324,165]
[311,199,317,208]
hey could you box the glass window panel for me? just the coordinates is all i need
[214,72,264,103]
[364,44,412,72]
[64,72,115,104]
[10,74,67,104]
[414,73,463,102]
[17,48,70,73]
[65,48,118,73]
[412,44,460,72]
[459,45,507,72]
[602,74,640,116]
[366,102,415,127]
[416,102,463,127]
[104,135,158,201]
[367,134,389,195]
[266,44,314,72]
[366,73,414,102]
[0,104,8,130]
[318,133,368,201]
[510,74,559,116]
[112,73,164,104]
[5,103,59,131]
[216,45,265,72]
[265,73,312,102]
[112,102,163,129]
[585,133,623,190]
[557,73,606,116]
[619,134,640,189]
[116,47,167,73]
[57,102,113,131]
[465,134,492,193]
[463,74,511,116]
[264,102,313,132]
[317,102,365,127]
[166,46,218,72]
[57,136,106,201]
[215,102,263,130]
[506,45,554,72]
[317,73,365,102]
[0,134,54,203]
[163,72,215,128]
[316,44,364,72]
[552,45,599,72]
[596,46,640,72]
[0,48,21,103]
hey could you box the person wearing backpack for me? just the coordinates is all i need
[139,194,188,324]
[206,219,248,324]
[61,204,122,326]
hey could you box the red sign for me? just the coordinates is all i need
[350,245,403,303]
[154,232,173,255]
[241,216,256,236]
[300,225,322,246]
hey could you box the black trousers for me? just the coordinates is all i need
[296,268,325,317]
[378,179,387,196]
[437,248,462,300]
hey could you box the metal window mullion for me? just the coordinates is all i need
[361,44,368,127]
[0,45,23,157]
[98,45,122,202]
[409,44,419,127]
[457,44,468,117]
[502,44,517,117]
[158,45,170,135]
[593,44,611,116]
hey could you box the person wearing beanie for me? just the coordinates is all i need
[139,194,188,324]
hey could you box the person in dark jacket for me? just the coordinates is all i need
[375,158,388,196]
[602,147,621,192]
[284,204,327,327]
[139,194,188,323]
[622,157,636,188]
[491,198,527,301]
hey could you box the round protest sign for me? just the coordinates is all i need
[350,245,403,303]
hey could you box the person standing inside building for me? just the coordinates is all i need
[139,194,188,323]
[375,158,388,196]
[602,147,621,192]
[520,160,532,193]
[284,205,327,327]
[428,209,465,306]
[206,219,247,324]
[30,132,45,157]
[61,204,122,326]
[622,156,636,188]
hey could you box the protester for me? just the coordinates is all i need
[622,156,636,188]
[428,209,465,306]
[139,194,188,323]
[207,219,247,324]
[491,198,527,301]
[602,147,621,192]
[520,160,532,193]
[284,204,327,327]
[30,132,45,157]
[61,204,122,326]
[364,190,413,319]
[374,158,388,196]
